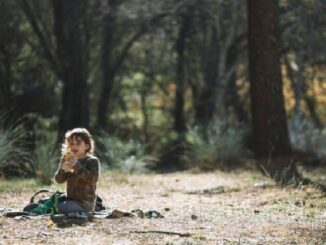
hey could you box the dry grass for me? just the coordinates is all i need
[0,167,326,244]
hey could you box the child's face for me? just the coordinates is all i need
[68,135,90,159]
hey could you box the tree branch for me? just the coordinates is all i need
[113,12,170,73]
[17,0,61,78]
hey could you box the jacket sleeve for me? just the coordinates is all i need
[73,157,100,184]
[54,157,71,183]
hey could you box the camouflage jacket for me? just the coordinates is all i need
[54,156,100,211]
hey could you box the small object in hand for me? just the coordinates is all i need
[62,151,77,173]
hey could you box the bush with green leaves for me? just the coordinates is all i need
[0,117,31,177]
[185,119,248,167]
[31,126,60,185]
[289,118,326,159]
[96,132,157,174]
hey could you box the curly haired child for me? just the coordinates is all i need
[54,128,100,214]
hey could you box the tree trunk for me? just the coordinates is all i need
[286,52,322,129]
[248,0,300,184]
[0,49,13,114]
[97,67,115,130]
[174,12,191,134]
[53,0,89,139]
[304,94,322,128]
[97,0,118,130]
[284,55,306,135]
[225,72,249,123]
[140,88,149,143]
[224,37,248,123]
[195,26,219,126]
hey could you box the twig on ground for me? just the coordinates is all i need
[186,186,240,195]
[130,230,192,237]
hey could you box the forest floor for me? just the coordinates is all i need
[0,165,326,244]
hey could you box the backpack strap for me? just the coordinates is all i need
[29,189,51,203]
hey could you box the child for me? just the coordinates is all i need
[54,128,100,214]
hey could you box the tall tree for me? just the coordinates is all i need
[53,0,90,138]
[0,2,22,115]
[174,6,192,134]
[248,0,300,184]
[97,0,119,130]
[18,0,90,139]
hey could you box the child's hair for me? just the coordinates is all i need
[61,128,95,156]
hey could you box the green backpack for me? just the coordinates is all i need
[23,189,66,215]
[23,190,106,214]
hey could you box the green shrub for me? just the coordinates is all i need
[96,132,157,174]
[31,127,59,185]
[0,117,31,176]
[185,118,247,167]
[289,118,326,159]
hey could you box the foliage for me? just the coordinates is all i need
[96,132,157,174]
[31,124,59,185]
[185,118,248,168]
[0,116,31,177]
[289,118,326,159]
[0,0,324,175]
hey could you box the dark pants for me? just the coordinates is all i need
[57,201,86,214]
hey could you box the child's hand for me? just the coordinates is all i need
[61,151,77,172]
[62,158,77,172]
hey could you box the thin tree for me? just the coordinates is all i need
[190,0,247,126]
[174,6,192,134]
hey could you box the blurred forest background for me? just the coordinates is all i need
[0,0,325,185]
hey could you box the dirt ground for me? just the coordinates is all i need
[0,167,326,244]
